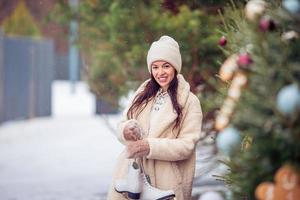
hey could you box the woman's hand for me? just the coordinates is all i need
[123,121,142,141]
[126,139,150,158]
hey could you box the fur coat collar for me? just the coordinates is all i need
[134,74,191,138]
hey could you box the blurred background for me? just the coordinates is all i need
[0,0,300,200]
[0,0,228,199]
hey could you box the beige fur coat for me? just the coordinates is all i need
[107,74,203,200]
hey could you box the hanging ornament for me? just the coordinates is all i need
[255,182,275,200]
[228,85,242,100]
[283,0,300,16]
[245,0,267,21]
[231,72,248,88]
[276,84,300,115]
[255,165,300,200]
[227,73,248,101]
[215,71,248,131]
[220,98,236,115]
[216,55,249,132]
[199,191,224,200]
[219,54,238,81]
[215,97,236,130]
[259,16,276,32]
[237,53,253,69]
[281,30,299,41]
[241,135,253,151]
[216,126,241,155]
[215,113,230,131]
[276,165,300,191]
[219,36,227,46]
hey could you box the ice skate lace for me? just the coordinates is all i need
[142,174,163,192]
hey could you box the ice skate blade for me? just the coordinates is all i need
[114,188,141,199]
[156,194,176,200]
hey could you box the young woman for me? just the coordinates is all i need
[107,35,203,200]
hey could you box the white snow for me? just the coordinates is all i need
[52,81,96,117]
[0,81,124,200]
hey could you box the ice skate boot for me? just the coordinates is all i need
[140,173,176,200]
[115,161,142,199]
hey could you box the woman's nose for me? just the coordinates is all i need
[158,67,165,75]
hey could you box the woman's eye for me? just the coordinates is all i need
[152,66,158,70]
[163,64,170,68]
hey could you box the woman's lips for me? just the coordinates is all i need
[158,77,168,82]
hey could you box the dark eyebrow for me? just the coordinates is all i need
[152,62,170,67]
[162,62,171,66]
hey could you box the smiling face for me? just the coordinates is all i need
[151,60,176,92]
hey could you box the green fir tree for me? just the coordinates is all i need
[49,0,230,109]
[2,0,41,39]
[216,0,300,199]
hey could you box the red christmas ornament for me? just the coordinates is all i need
[259,17,276,32]
[237,53,253,69]
[219,36,227,46]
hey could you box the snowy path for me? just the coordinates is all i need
[0,115,123,200]
[0,81,124,200]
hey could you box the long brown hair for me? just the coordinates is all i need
[127,73,183,129]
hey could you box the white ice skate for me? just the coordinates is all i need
[140,173,176,200]
[115,161,142,199]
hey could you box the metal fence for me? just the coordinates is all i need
[0,32,54,123]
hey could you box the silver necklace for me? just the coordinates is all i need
[153,89,168,111]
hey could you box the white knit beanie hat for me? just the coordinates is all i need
[147,35,182,73]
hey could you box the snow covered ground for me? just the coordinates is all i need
[0,81,124,200]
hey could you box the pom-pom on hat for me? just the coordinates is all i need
[147,35,182,73]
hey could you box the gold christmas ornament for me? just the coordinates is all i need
[219,54,238,82]
[255,165,300,200]
[241,135,253,150]
[245,0,267,21]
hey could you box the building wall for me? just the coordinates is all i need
[0,31,4,122]
[0,31,54,123]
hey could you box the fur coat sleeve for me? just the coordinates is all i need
[116,80,150,145]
